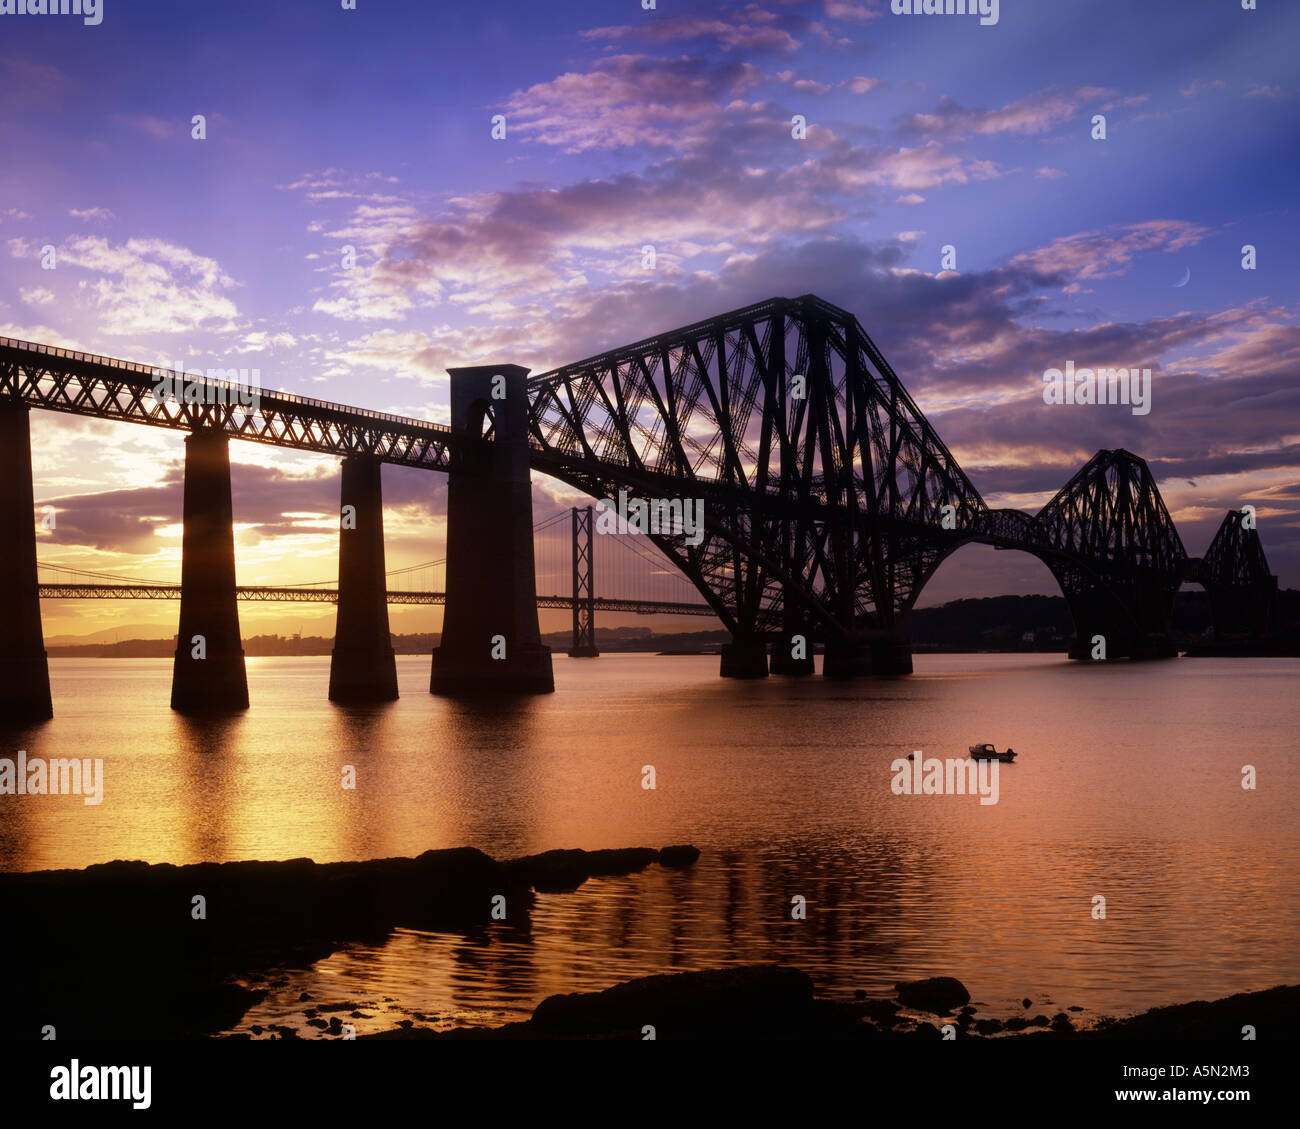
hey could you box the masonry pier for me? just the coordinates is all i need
[170,428,249,713]
[720,635,769,679]
[430,365,554,695]
[0,403,53,721]
[329,454,399,702]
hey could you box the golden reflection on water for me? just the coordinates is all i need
[2,653,1298,1024]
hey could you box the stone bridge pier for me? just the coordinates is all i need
[430,365,554,695]
[0,403,53,721]
[329,454,399,703]
[171,428,249,712]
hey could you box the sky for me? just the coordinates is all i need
[1,0,1297,641]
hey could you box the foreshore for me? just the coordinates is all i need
[355,967,1297,1041]
[1,846,1293,1040]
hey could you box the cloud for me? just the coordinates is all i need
[0,56,67,115]
[112,114,179,140]
[1007,220,1210,283]
[898,86,1117,140]
[69,207,115,223]
[824,1,880,21]
[502,54,765,153]
[8,235,241,335]
[581,7,801,53]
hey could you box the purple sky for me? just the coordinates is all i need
[2,0,1297,640]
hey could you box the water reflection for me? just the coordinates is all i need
[3,653,1297,1028]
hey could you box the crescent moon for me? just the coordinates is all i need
[1173,267,1191,288]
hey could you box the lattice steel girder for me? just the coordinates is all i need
[526,295,987,642]
[1201,509,1275,589]
[0,339,454,469]
[1197,509,1278,638]
[1034,449,1188,647]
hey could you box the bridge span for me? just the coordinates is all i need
[0,294,1278,718]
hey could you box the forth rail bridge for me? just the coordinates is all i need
[0,295,1278,718]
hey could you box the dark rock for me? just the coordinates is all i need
[959,1005,976,1015]
[507,847,659,893]
[1022,998,1032,1008]
[0,847,530,1039]
[911,1021,942,1040]
[306,1018,327,1029]
[658,845,701,867]
[1004,1017,1028,1032]
[1074,985,1300,1040]
[303,1009,318,1018]
[859,999,901,1026]
[1027,1014,1050,1027]
[531,964,814,1037]
[894,976,971,1014]
[975,1018,1002,1035]
[1068,1006,1084,1012]
[299,992,313,1001]
[250,1025,263,1035]
[853,989,867,1000]
[1051,1012,1074,1033]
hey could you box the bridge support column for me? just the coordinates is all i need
[769,631,815,676]
[720,636,769,679]
[431,365,554,695]
[0,403,53,721]
[329,455,399,703]
[870,638,913,675]
[822,640,872,679]
[171,429,249,713]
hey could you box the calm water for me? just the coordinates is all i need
[2,653,1297,1034]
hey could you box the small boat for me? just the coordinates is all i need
[968,743,1017,762]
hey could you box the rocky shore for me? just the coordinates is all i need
[359,967,1300,1042]
[4,845,1292,1041]
[0,844,699,1039]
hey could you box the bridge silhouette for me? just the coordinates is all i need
[0,294,1278,718]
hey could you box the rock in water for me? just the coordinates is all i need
[894,976,971,1014]
[531,964,813,1036]
[657,845,701,867]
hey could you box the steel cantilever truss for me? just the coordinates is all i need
[4,300,1282,656]
[527,295,984,644]
[1199,509,1278,639]
[1032,449,1188,656]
